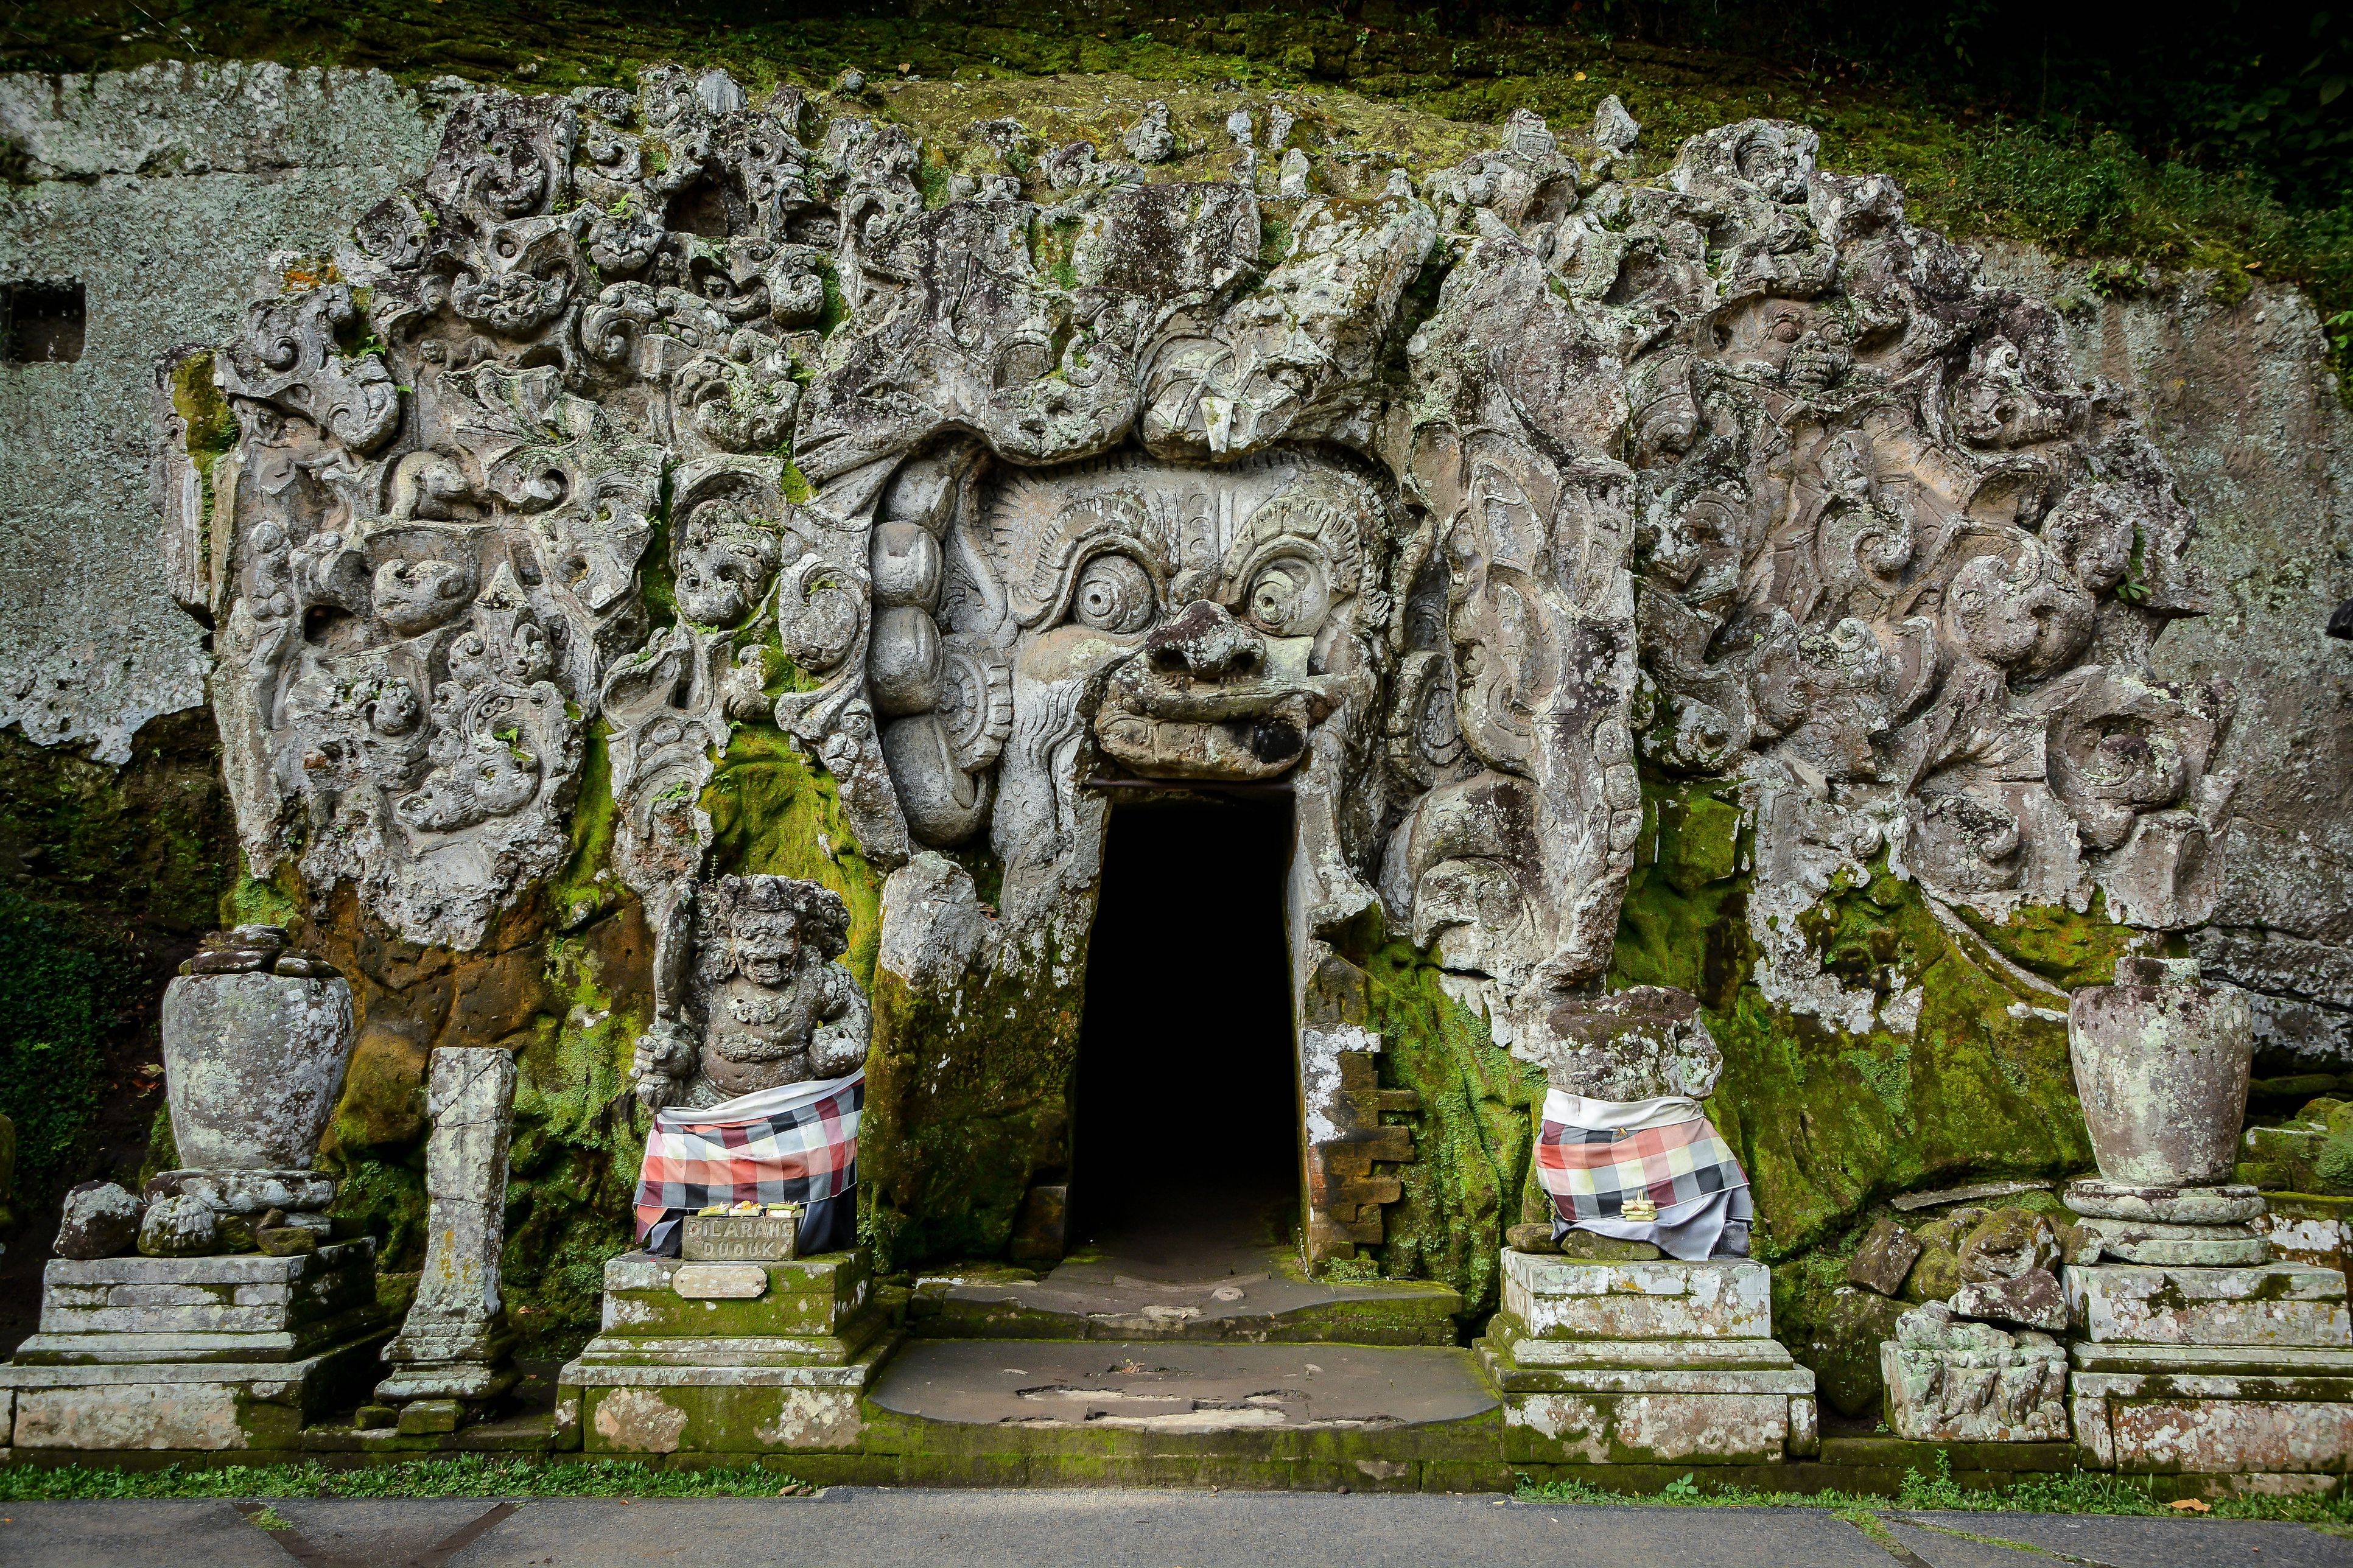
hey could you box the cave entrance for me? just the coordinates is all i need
[1068,792,1300,1268]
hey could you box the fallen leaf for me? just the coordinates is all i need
[2169,1497,2211,1513]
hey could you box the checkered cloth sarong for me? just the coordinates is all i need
[633,1070,862,1256]
[1534,1110,1747,1223]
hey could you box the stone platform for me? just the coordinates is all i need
[909,1245,1462,1345]
[2066,1261,2353,1486]
[1478,1250,1817,1466]
[0,1242,391,1451]
[557,1250,895,1457]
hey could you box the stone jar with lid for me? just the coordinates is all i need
[155,925,354,1217]
[2067,954,2254,1188]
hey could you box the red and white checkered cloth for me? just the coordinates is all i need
[633,1070,861,1255]
[1535,1110,1747,1224]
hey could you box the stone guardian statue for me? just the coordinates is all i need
[631,875,871,1112]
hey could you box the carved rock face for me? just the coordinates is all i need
[174,71,2236,1102]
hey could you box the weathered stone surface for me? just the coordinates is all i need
[1531,985,1722,1101]
[1881,1301,2069,1442]
[2066,1262,2352,1347]
[160,959,355,1172]
[1803,1284,1911,1417]
[1958,1209,2061,1284]
[2071,956,2255,1188]
[1502,1251,1772,1342]
[2074,1216,2271,1267]
[631,875,869,1111]
[1554,1231,1664,1262]
[2066,1180,2267,1225]
[2070,1343,2353,1475]
[24,1242,379,1353]
[54,1181,144,1261]
[376,1048,516,1406]
[0,65,440,761]
[1845,1219,1923,1297]
[1951,1269,2069,1332]
[137,1194,222,1258]
[1504,1222,1560,1255]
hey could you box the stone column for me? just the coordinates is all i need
[372,1047,519,1431]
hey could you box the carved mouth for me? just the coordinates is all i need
[1093,690,1314,781]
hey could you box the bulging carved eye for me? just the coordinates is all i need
[1245,556,1327,637]
[1070,553,1155,634]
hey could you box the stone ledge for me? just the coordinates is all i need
[557,1334,894,1392]
[2066,1262,2350,1347]
[38,1241,374,1289]
[1500,1251,1772,1342]
[1496,1334,1798,1370]
[8,1300,391,1366]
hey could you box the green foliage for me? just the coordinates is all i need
[1517,1454,2353,1523]
[0,887,106,1188]
[0,1455,811,1500]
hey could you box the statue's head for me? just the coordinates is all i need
[991,452,1383,782]
[696,875,850,991]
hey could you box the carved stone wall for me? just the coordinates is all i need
[139,67,2250,1275]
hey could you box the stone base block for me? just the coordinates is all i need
[2071,1345,2353,1475]
[559,1336,892,1455]
[0,1328,391,1451]
[2065,1181,2264,1226]
[1497,1382,1810,1466]
[2066,1262,2350,1346]
[1500,1250,1771,1342]
[556,1247,893,1455]
[1881,1339,2068,1443]
[1479,1295,1816,1465]
[597,1250,874,1340]
[19,1241,377,1357]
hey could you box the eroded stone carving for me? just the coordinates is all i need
[184,71,2239,1264]
[631,874,871,1112]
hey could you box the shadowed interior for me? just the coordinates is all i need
[1070,793,1300,1265]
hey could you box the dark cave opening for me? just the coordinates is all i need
[1068,793,1301,1261]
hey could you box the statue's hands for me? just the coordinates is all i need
[631,1019,698,1110]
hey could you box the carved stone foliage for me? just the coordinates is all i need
[631,873,871,1112]
[190,73,2231,1255]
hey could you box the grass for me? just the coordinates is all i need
[0,1455,813,1502]
[1515,1454,2353,1528]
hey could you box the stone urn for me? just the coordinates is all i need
[158,926,354,1174]
[2068,955,2254,1188]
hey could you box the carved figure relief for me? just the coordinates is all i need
[175,71,2236,1266]
[632,874,871,1111]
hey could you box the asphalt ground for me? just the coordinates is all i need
[1,1489,2348,1568]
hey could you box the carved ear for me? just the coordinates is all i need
[881,711,995,847]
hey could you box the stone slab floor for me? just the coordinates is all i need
[0,1491,2345,1567]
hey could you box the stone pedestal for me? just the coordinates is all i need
[2066,1261,2353,1487]
[557,1248,894,1455]
[1881,1301,2069,1442]
[1479,1249,1817,1466]
[373,1048,519,1430]
[0,1242,391,1451]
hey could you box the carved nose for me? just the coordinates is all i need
[1145,601,1262,679]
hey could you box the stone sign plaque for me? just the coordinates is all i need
[682,1213,800,1264]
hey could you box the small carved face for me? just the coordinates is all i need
[674,498,783,627]
[728,914,802,989]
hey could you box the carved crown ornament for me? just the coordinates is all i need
[159,70,2232,1060]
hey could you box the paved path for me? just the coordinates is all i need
[0,1489,2345,1567]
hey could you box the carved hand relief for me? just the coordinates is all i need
[181,66,2229,1112]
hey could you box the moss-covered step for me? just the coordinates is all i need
[593,1250,875,1340]
[0,1331,392,1452]
[854,1337,1503,1482]
[907,1247,1464,1345]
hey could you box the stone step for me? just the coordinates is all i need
[909,1255,1462,1346]
[866,1338,1500,1442]
[2065,1262,2351,1347]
